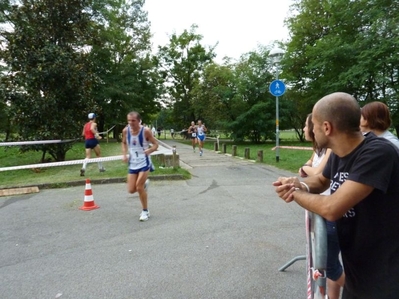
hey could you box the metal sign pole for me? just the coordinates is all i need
[269,78,285,163]
[276,95,280,162]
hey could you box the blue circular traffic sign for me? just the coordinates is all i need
[269,80,286,97]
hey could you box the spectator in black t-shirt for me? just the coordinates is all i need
[273,92,399,299]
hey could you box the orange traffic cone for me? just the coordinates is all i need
[79,179,100,211]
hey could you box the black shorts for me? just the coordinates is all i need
[85,138,99,149]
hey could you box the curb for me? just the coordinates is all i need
[2,174,186,192]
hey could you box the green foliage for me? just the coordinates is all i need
[226,102,273,142]
[284,0,399,134]
[1,0,97,160]
[190,46,292,142]
[157,24,216,129]
[191,62,237,129]
[0,0,160,156]
[89,0,161,137]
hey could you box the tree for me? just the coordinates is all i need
[193,47,290,142]
[1,0,97,161]
[157,24,216,129]
[284,0,399,134]
[190,62,237,131]
[89,0,162,140]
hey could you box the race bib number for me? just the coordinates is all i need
[129,150,145,163]
[191,133,196,137]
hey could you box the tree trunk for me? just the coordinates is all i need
[41,149,47,163]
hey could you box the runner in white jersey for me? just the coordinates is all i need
[196,120,207,156]
[122,111,158,221]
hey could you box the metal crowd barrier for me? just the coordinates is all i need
[279,210,328,299]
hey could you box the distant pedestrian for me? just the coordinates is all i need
[80,113,105,176]
[122,111,159,222]
[157,127,161,138]
[170,128,175,139]
[151,126,156,137]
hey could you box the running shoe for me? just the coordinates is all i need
[139,210,150,221]
[200,150,203,156]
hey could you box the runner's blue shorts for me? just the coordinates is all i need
[85,138,99,149]
[128,164,155,174]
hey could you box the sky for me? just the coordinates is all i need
[143,0,294,62]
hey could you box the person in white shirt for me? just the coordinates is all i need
[122,111,159,221]
[196,120,207,156]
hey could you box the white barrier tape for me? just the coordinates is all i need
[0,155,124,172]
[0,124,119,146]
[271,146,313,151]
[0,139,78,147]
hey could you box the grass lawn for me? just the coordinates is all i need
[200,139,312,173]
[0,140,190,189]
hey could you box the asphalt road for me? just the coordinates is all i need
[0,138,307,299]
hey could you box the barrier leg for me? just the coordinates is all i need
[278,255,306,272]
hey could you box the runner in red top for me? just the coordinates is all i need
[80,113,104,176]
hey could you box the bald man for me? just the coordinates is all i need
[273,92,399,299]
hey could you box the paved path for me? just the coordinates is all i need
[0,138,307,299]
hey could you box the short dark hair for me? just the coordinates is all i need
[315,92,360,134]
[127,111,141,121]
[361,101,391,131]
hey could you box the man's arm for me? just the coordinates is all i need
[294,180,374,221]
[90,122,97,134]
[274,177,374,221]
[144,128,158,155]
[121,127,128,162]
[91,122,101,139]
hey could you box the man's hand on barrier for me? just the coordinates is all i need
[273,176,300,203]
